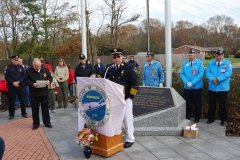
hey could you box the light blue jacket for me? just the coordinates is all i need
[205,59,232,91]
[180,58,204,89]
[142,60,164,86]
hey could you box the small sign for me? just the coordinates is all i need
[133,87,174,117]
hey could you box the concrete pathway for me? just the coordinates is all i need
[0,104,240,160]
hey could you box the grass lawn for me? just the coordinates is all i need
[204,58,240,67]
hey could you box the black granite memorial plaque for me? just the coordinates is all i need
[133,87,174,117]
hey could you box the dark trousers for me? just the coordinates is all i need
[30,95,51,127]
[184,88,202,120]
[208,90,228,121]
[8,86,26,116]
[68,84,73,96]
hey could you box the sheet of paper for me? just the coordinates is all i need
[186,124,198,130]
[36,80,47,88]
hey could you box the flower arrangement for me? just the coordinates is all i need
[76,116,98,147]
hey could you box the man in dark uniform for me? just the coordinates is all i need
[74,54,96,81]
[94,58,105,78]
[24,58,53,130]
[104,48,138,148]
[5,55,28,120]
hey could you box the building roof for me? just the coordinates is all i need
[175,45,223,52]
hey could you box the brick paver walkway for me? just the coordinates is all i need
[0,117,59,160]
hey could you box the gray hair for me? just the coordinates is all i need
[32,58,41,65]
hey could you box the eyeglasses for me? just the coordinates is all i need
[113,55,121,59]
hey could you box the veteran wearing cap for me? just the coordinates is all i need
[4,55,28,120]
[142,52,164,87]
[104,48,138,148]
[74,54,96,82]
[206,50,232,126]
[180,49,204,123]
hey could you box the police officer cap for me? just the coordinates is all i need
[10,55,19,60]
[189,49,196,54]
[79,54,86,60]
[147,52,154,56]
[110,48,123,55]
[216,50,223,55]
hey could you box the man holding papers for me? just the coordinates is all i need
[24,58,53,130]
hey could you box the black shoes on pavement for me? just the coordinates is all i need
[124,142,134,148]
[9,116,14,120]
[45,124,53,128]
[32,126,39,130]
[207,119,214,124]
[22,114,28,118]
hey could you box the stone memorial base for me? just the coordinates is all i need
[133,87,189,136]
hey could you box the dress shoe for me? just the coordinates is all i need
[194,119,199,123]
[9,116,14,120]
[124,142,134,148]
[22,114,28,118]
[207,120,214,124]
[45,124,53,128]
[32,126,39,130]
[220,120,225,126]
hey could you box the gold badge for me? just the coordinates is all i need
[44,73,47,77]
[20,69,22,72]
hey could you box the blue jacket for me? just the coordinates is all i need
[205,59,232,91]
[142,60,164,86]
[180,58,204,89]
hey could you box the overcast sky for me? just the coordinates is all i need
[66,0,240,28]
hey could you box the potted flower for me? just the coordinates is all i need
[76,123,98,159]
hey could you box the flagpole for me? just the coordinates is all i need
[165,0,172,87]
[146,0,150,52]
[81,0,87,58]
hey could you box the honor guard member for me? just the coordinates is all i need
[104,48,138,148]
[142,52,164,87]
[180,49,204,123]
[5,55,28,120]
[24,58,53,130]
[206,50,232,126]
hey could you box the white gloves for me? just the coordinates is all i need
[143,84,145,86]
[187,82,192,88]
[90,74,96,78]
[159,83,163,87]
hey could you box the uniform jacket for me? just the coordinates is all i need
[180,58,204,89]
[104,62,138,99]
[5,64,25,87]
[55,65,69,82]
[205,59,232,91]
[128,60,139,70]
[24,67,53,97]
[94,63,105,77]
[142,60,164,86]
[68,69,74,84]
[74,60,95,81]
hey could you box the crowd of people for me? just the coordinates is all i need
[1,47,231,151]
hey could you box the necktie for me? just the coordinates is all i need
[149,63,151,66]
[191,62,192,66]
[116,65,118,70]
[218,62,219,67]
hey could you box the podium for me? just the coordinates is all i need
[76,77,126,157]
[91,133,123,157]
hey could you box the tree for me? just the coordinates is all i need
[103,0,140,48]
